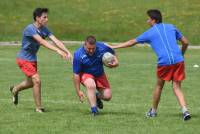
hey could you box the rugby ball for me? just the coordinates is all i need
[102,52,114,66]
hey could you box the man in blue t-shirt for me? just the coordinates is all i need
[73,35,119,116]
[111,9,190,121]
[10,8,72,113]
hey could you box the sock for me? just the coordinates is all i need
[151,108,157,113]
[181,106,188,113]
[91,106,98,113]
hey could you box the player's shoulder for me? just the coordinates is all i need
[25,24,35,30]
[74,46,84,55]
[163,23,175,28]
[96,41,108,48]
[23,24,37,34]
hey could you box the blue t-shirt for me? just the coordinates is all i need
[73,42,115,77]
[136,23,184,66]
[17,24,52,61]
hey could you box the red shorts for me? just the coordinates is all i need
[16,58,37,77]
[157,61,185,81]
[80,73,110,89]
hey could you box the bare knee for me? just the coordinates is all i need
[84,78,96,90]
[101,89,112,101]
[173,81,182,91]
[103,94,112,101]
[32,74,41,86]
[156,78,165,90]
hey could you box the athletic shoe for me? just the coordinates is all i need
[96,93,103,109]
[146,108,157,117]
[9,86,18,105]
[36,108,45,113]
[91,111,99,116]
[91,106,99,116]
[183,111,191,121]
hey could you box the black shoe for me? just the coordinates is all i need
[10,86,18,105]
[96,94,103,109]
[183,111,191,121]
[36,108,45,113]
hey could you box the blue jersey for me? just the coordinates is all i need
[136,23,184,66]
[17,24,52,61]
[73,42,115,77]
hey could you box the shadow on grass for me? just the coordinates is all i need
[80,110,136,117]
[160,112,198,121]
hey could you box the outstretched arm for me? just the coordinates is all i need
[49,35,73,61]
[179,36,189,56]
[33,34,67,59]
[111,39,137,49]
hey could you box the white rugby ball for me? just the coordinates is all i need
[102,52,114,66]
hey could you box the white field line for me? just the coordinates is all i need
[0,41,200,49]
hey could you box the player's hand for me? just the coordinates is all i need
[107,59,119,68]
[77,91,85,103]
[57,49,67,59]
[65,51,73,63]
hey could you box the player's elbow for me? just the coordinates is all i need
[129,39,137,47]
[181,37,189,46]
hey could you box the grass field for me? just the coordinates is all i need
[0,45,200,134]
[0,0,200,44]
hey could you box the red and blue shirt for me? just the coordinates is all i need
[73,42,115,77]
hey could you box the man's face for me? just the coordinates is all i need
[146,17,155,26]
[36,13,48,26]
[84,42,96,56]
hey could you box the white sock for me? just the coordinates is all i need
[181,107,188,113]
[152,108,157,113]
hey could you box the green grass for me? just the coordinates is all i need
[0,0,200,44]
[0,45,200,134]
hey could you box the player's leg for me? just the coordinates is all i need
[172,81,186,107]
[83,78,97,107]
[11,77,33,92]
[31,73,44,112]
[172,61,190,120]
[10,77,33,105]
[95,73,111,109]
[147,77,165,117]
[172,81,191,120]
[147,64,172,117]
[152,77,165,111]
[96,88,112,110]
[83,78,98,114]
[97,88,112,101]
[10,59,36,105]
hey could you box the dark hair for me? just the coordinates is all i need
[33,8,49,21]
[85,35,96,45]
[147,9,162,23]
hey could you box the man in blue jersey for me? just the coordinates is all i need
[73,36,119,116]
[111,9,191,121]
[10,8,72,113]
